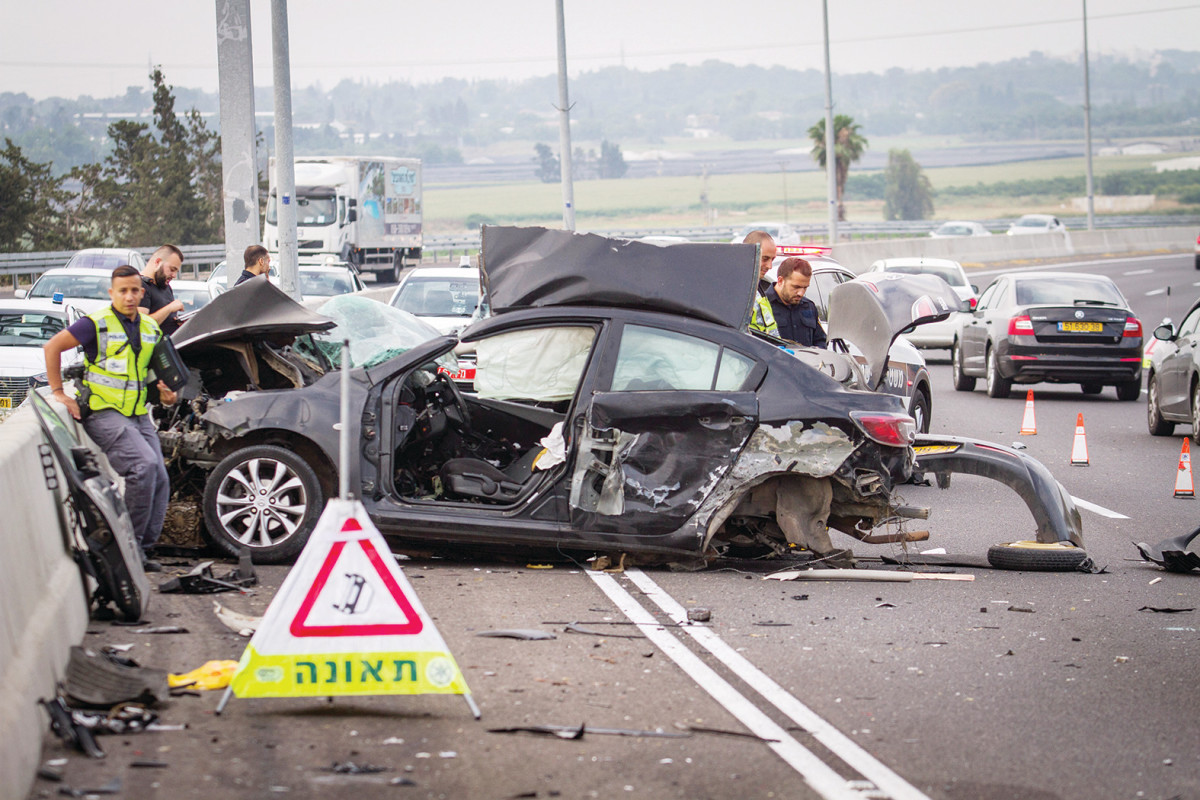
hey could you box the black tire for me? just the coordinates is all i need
[1147,374,1175,435]
[1081,382,1103,395]
[1194,254,1200,270]
[1115,378,1141,402]
[985,346,1011,399]
[951,340,976,392]
[1192,384,1200,445]
[987,541,1089,572]
[908,388,931,433]
[203,445,324,564]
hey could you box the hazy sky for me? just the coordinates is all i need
[3,0,1198,100]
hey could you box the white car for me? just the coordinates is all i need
[387,265,482,336]
[170,279,222,315]
[64,247,147,272]
[729,222,801,246]
[864,258,978,348]
[929,221,992,238]
[298,261,366,302]
[206,259,280,294]
[1006,214,1068,236]
[0,300,83,410]
[16,267,115,315]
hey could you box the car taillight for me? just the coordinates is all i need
[850,411,916,447]
[967,297,978,311]
[1123,316,1142,338]
[1008,314,1034,336]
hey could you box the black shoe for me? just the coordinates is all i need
[142,559,163,573]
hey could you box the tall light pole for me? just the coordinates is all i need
[271,0,299,300]
[1082,0,1095,230]
[822,0,838,244]
[214,0,258,285]
[555,0,576,231]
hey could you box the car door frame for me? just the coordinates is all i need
[1158,305,1200,416]
[961,278,1005,374]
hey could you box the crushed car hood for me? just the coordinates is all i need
[172,278,336,351]
[827,272,959,390]
[480,225,758,329]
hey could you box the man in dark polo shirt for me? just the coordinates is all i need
[235,244,271,287]
[767,257,827,348]
[138,243,185,336]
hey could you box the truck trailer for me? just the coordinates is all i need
[263,155,422,282]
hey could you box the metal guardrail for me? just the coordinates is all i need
[6,216,1199,277]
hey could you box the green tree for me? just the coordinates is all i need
[598,140,628,179]
[0,138,73,250]
[807,115,868,221]
[883,149,934,220]
[533,142,560,183]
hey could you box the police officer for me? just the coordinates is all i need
[44,265,179,570]
[741,230,778,335]
[767,257,827,348]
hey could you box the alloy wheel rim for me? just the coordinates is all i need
[215,457,308,548]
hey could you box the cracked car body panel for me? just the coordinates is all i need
[913,434,1084,547]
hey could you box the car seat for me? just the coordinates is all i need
[438,447,545,502]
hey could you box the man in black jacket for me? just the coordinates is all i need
[766,257,826,348]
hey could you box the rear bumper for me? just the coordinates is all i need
[997,340,1142,384]
[913,434,1083,547]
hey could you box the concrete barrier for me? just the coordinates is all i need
[0,401,90,800]
[831,226,1194,273]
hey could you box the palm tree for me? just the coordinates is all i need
[807,115,868,222]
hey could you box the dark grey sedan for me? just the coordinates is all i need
[1147,296,1200,440]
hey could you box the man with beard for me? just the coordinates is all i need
[138,244,185,336]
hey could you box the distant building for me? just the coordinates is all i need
[1154,156,1200,173]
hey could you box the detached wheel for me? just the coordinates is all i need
[1147,374,1175,435]
[987,541,1088,572]
[203,445,324,563]
[985,346,1011,399]
[951,340,976,392]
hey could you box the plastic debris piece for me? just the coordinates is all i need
[39,697,104,758]
[1138,606,1195,613]
[1134,526,1200,573]
[132,626,189,634]
[475,629,557,640]
[159,558,257,594]
[212,601,262,635]
[389,777,417,786]
[56,777,122,797]
[168,660,240,690]
[674,722,782,742]
[130,759,170,768]
[488,723,688,740]
[325,761,389,774]
[525,564,554,569]
[1007,605,1035,613]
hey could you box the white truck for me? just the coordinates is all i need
[263,155,422,282]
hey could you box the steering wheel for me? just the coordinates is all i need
[436,371,472,431]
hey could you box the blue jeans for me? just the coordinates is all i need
[83,410,170,552]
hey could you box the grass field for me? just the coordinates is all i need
[424,139,1200,233]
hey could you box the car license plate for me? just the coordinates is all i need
[1058,321,1102,332]
[912,444,961,455]
[0,398,11,409]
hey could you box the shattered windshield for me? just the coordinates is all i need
[310,295,453,369]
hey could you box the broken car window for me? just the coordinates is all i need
[474,325,596,402]
[311,295,453,369]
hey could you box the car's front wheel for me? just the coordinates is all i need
[951,340,976,392]
[203,445,324,563]
[1147,374,1175,436]
[985,346,1011,399]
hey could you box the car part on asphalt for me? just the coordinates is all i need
[1135,525,1200,572]
[986,540,1090,571]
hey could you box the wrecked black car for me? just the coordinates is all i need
[153,226,1084,568]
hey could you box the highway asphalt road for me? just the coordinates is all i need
[25,252,1200,800]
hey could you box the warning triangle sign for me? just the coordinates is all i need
[229,500,473,704]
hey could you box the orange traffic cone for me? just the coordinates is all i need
[1175,439,1194,498]
[1070,413,1089,466]
[1019,389,1037,435]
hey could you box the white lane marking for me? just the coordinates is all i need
[624,568,931,800]
[1146,288,1167,296]
[972,253,1183,279]
[1124,269,1155,276]
[1071,496,1129,519]
[587,571,865,799]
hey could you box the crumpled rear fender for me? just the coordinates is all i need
[913,434,1083,547]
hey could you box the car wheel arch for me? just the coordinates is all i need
[208,430,338,498]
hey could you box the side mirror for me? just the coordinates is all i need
[346,209,357,223]
[13,288,27,299]
[970,284,979,294]
[1154,323,1176,341]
